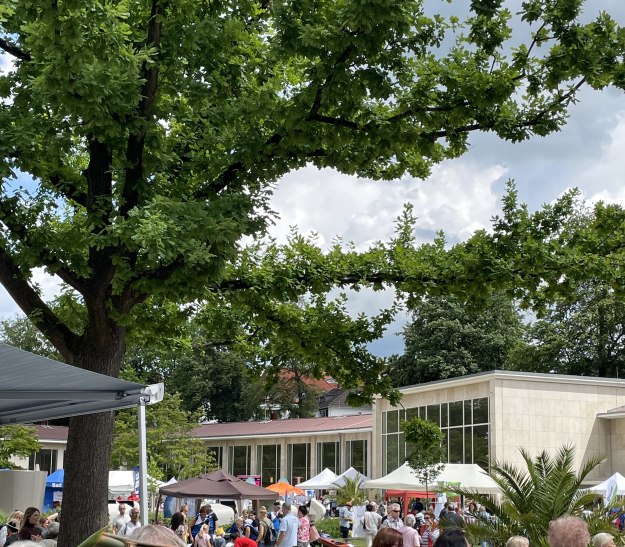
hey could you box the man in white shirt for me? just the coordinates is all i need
[382,503,403,530]
[118,507,142,537]
[275,503,299,547]
[111,503,130,534]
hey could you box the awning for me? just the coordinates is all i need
[0,342,162,424]
[0,342,163,526]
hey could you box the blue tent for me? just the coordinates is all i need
[43,469,64,512]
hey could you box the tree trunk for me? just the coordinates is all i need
[57,412,115,546]
[56,329,126,547]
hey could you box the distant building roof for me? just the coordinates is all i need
[192,414,372,440]
[32,424,68,443]
[277,371,337,392]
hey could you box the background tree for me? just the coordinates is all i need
[0,425,41,469]
[2,1,625,544]
[0,316,59,359]
[110,391,214,481]
[402,417,445,499]
[390,292,526,386]
[511,281,625,377]
[456,445,617,547]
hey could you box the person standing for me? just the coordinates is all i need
[191,506,210,540]
[362,504,379,547]
[381,504,403,530]
[338,501,354,540]
[398,514,420,547]
[118,507,142,537]
[297,506,310,547]
[276,503,299,547]
[258,508,276,547]
[419,512,439,547]
[111,503,130,534]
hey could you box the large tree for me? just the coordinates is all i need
[389,292,526,386]
[1,1,625,544]
[512,281,625,377]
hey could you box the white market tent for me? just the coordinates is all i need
[332,466,369,488]
[589,472,625,496]
[363,462,500,494]
[0,342,164,525]
[298,468,338,489]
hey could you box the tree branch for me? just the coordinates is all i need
[0,246,80,360]
[120,0,163,218]
[0,203,87,293]
[0,37,30,61]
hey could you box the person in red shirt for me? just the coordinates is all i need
[236,536,258,547]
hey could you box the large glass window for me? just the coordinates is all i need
[386,410,400,433]
[449,401,463,427]
[287,443,310,484]
[473,425,490,468]
[347,440,367,476]
[229,446,251,477]
[257,445,281,486]
[29,449,58,474]
[317,442,340,474]
[382,397,490,473]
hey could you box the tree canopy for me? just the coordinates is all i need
[2,1,625,545]
[512,280,625,377]
[389,291,525,386]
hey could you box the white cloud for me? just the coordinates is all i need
[574,112,625,206]
[269,162,506,249]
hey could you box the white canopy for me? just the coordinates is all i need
[363,462,500,494]
[332,467,368,488]
[589,472,625,496]
[298,468,338,489]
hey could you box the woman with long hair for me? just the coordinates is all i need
[20,507,41,533]
[171,511,189,544]
[373,527,403,547]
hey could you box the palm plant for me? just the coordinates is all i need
[454,445,620,547]
[334,475,366,506]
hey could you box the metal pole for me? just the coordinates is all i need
[138,397,149,525]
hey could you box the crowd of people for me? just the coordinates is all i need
[1,500,621,547]
[0,507,59,547]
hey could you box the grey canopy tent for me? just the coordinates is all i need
[0,342,163,525]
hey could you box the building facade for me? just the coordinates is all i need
[192,415,372,486]
[374,370,625,482]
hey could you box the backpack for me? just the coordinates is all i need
[246,524,259,541]
[262,519,277,544]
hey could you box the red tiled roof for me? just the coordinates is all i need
[277,371,337,393]
[191,414,372,439]
[32,424,68,442]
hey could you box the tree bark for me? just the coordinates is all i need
[57,412,115,547]
[55,329,126,547]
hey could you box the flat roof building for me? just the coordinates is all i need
[191,414,372,486]
[374,370,625,483]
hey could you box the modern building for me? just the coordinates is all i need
[15,370,625,488]
[374,370,625,483]
[191,414,372,486]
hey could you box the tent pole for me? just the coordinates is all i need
[138,396,149,526]
[154,493,162,524]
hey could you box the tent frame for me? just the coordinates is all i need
[0,343,164,526]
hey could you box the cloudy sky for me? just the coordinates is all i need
[2,1,625,357]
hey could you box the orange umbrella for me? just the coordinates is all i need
[267,481,305,496]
